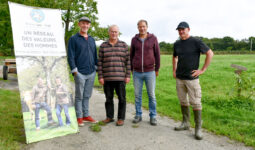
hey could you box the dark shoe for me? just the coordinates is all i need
[150,118,157,126]
[132,116,142,123]
[194,110,203,140]
[102,118,114,124]
[174,106,190,131]
[116,120,124,126]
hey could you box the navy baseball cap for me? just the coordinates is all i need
[176,22,189,30]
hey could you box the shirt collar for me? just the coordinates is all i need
[77,32,91,38]
[106,39,120,46]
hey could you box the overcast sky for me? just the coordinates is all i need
[96,0,255,44]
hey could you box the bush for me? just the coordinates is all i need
[0,48,14,56]
[234,72,255,98]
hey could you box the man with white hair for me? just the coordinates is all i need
[98,25,131,126]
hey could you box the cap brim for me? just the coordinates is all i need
[176,26,187,30]
[79,19,91,23]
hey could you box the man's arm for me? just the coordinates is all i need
[130,39,135,72]
[154,37,160,77]
[56,85,68,96]
[31,86,36,103]
[125,44,131,83]
[94,41,98,69]
[191,49,214,77]
[172,56,178,79]
[67,37,78,76]
[98,45,104,85]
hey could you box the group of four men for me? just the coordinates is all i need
[67,17,214,140]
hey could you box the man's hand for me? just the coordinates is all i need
[155,71,159,77]
[192,49,213,78]
[191,69,204,78]
[72,72,78,76]
[173,71,176,79]
[99,78,104,85]
[125,78,130,84]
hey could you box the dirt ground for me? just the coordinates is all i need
[0,66,253,150]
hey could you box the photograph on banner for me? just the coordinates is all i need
[16,56,78,143]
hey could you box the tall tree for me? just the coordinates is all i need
[0,0,108,55]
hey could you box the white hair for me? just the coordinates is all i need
[108,25,119,32]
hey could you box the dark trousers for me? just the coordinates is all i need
[103,81,126,120]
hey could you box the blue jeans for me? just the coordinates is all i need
[133,71,157,118]
[56,104,71,126]
[74,71,96,118]
[35,102,53,128]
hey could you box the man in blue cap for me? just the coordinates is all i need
[172,21,214,140]
[68,16,98,127]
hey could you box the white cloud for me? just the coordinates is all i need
[96,0,255,44]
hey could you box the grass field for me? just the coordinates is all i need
[0,89,25,150]
[95,54,255,147]
[0,55,254,149]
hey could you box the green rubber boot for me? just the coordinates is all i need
[194,110,203,140]
[174,106,190,131]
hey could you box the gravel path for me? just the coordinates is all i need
[0,65,19,91]
[0,66,253,150]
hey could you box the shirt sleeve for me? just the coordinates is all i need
[94,40,98,66]
[97,45,104,80]
[67,37,76,70]
[197,39,210,54]
[173,43,177,57]
[153,37,160,72]
[130,39,135,71]
[125,43,131,78]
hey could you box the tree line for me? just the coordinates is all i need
[1,1,254,56]
[160,36,255,53]
[0,0,109,56]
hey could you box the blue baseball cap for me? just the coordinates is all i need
[176,22,189,30]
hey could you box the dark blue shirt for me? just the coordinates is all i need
[68,33,98,75]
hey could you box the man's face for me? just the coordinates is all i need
[56,78,61,86]
[109,26,119,40]
[78,21,91,33]
[178,28,190,39]
[38,78,43,86]
[138,22,148,35]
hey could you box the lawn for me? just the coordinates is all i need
[0,54,254,149]
[95,54,255,147]
[0,89,25,150]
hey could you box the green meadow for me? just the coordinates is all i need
[95,54,255,147]
[0,89,25,150]
[0,55,254,149]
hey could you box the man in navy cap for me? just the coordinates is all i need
[172,21,214,140]
[68,16,98,127]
